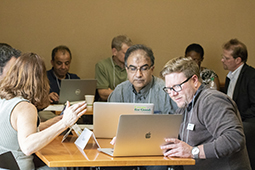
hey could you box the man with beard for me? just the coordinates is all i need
[160,56,251,170]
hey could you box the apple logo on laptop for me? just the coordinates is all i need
[145,132,151,139]
[75,89,81,95]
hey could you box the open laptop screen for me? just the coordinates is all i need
[93,102,154,138]
[58,79,97,104]
[98,114,183,157]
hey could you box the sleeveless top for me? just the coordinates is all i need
[0,97,39,170]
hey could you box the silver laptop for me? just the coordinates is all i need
[58,79,97,104]
[98,114,183,157]
[93,102,154,138]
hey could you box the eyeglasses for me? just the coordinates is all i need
[163,76,193,93]
[221,55,232,61]
[126,64,152,74]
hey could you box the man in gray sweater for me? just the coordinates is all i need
[108,44,177,115]
[160,56,251,170]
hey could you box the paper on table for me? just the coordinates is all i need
[78,124,93,130]
[44,100,84,112]
[43,104,65,111]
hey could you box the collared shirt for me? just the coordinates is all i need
[186,84,204,112]
[131,77,153,103]
[227,64,244,99]
[108,76,177,114]
[95,57,127,90]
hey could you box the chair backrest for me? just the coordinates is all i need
[243,122,255,170]
[0,151,20,170]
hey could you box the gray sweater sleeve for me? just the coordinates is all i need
[107,85,123,102]
[199,91,245,158]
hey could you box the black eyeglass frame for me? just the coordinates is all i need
[163,75,193,93]
[126,64,152,73]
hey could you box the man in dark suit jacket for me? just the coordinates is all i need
[222,39,255,123]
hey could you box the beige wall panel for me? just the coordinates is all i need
[1,0,255,84]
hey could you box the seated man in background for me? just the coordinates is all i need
[0,43,21,81]
[47,45,80,104]
[160,56,251,170]
[185,43,220,90]
[108,44,177,115]
[95,35,132,101]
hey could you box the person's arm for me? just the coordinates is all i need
[39,115,63,131]
[200,93,245,158]
[49,92,59,103]
[98,88,113,101]
[107,85,124,102]
[197,93,244,158]
[12,101,86,156]
[161,138,206,159]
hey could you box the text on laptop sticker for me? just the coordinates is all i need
[134,106,152,113]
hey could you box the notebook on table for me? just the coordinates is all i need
[93,102,154,138]
[58,79,97,104]
[98,114,183,157]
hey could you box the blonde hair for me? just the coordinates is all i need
[0,53,50,109]
[160,56,201,81]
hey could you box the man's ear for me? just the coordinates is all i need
[112,48,117,56]
[235,57,242,64]
[192,75,199,88]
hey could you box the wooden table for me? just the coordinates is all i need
[55,109,93,115]
[36,135,195,167]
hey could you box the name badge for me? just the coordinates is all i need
[187,123,195,131]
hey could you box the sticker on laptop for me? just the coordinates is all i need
[133,106,153,113]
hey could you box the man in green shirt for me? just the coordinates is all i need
[95,35,132,101]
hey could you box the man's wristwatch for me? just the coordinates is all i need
[191,147,200,159]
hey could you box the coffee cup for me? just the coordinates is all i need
[85,95,95,106]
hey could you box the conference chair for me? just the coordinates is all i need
[0,151,20,170]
